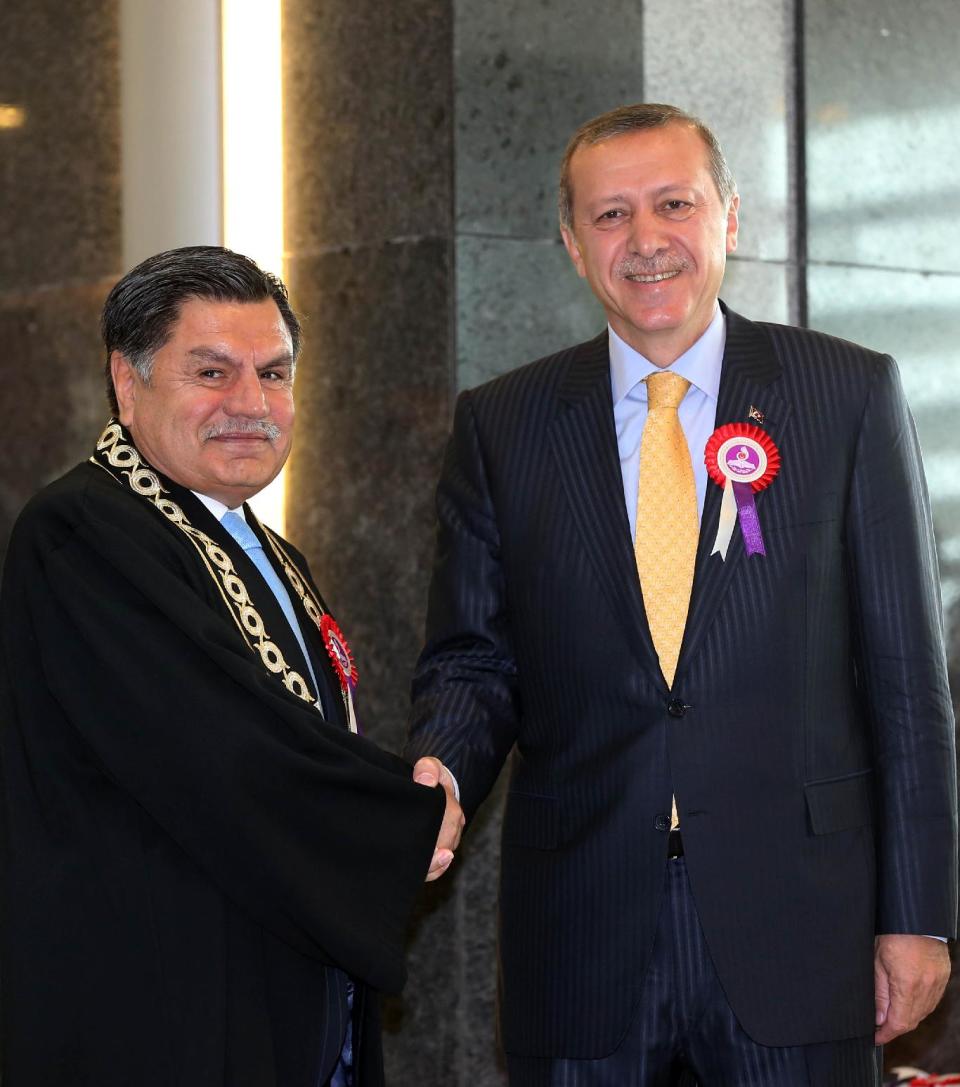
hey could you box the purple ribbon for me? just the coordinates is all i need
[733,481,765,556]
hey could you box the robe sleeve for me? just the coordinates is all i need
[9,473,445,994]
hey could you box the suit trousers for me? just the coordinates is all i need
[507,857,881,1087]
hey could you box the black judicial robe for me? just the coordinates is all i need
[0,428,444,1086]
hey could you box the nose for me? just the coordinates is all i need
[629,209,669,258]
[225,366,268,418]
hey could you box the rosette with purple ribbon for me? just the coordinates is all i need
[704,423,781,560]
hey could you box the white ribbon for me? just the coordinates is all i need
[710,478,738,561]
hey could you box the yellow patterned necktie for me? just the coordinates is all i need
[635,372,698,833]
[634,371,698,689]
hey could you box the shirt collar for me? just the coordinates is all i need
[192,491,245,523]
[609,304,726,406]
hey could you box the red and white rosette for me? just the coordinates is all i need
[704,423,781,560]
[320,613,360,733]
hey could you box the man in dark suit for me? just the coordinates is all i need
[0,246,462,1086]
[406,104,957,1085]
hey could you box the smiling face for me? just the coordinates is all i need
[111,296,295,506]
[561,122,739,366]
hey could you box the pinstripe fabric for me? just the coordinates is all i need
[507,859,882,1087]
[406,305,958,1060]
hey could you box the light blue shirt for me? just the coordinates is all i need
[192,493,322,707]
[609,305,725,538]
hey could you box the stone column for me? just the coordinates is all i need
[0,2,121,567]
[279,7,457,1078]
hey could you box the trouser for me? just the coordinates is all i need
[507,857,881,1087]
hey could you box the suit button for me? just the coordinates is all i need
[667,698,687,718]
[654,814,670,831]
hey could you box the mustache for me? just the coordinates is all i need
[615,255,688,279]
[200,420,282,442]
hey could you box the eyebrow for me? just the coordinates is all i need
[187,346,294,369]
[587,192,629,207]
[587,183,705,207]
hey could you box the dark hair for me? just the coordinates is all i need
[558,103,737,231]
[101,245,302,415]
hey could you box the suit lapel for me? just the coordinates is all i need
[676,306,791,681]
[549,334,664,681]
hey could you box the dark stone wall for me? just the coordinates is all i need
[278,3,463,1080]
[0,0,121,566]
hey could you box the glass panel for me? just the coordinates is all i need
[806,0,960,274]
[806,0,960,614]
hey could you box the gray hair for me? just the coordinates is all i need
[558,103,737,231]
[101,245,302,416]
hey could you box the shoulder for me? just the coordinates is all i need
[444,334,606,461]
[13,462,142,548]
[724,307,897,402]
[759,319,889,368]
[463,331,608,410]
[729,307,891,377]
[8,459,196,576]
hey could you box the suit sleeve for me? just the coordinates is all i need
[406,390,521,819]
[12,483,445,994]
[846,355,958,937]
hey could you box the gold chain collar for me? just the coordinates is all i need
[90,421,322,712]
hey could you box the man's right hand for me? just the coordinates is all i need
[874,934,951,1044]
[412,756,465,881]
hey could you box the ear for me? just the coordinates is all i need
[725,193,740,255]
[560,225,587,279]
[110,351,140,427]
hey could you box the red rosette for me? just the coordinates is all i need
[704,423,781,494]
[320,614,359,691]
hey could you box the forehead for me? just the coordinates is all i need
[569,123,714,194]
[166,296,291,351]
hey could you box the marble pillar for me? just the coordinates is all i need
[278,4,458,1079]
[0,0,122,566]
[432,5,645,1082]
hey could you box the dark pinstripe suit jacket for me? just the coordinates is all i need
[407,305,959,1058]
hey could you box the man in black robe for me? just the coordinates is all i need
[0,245,462,1086]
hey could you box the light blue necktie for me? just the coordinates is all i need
[220,511,321,704]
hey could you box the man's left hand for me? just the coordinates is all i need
[874,933,951,1044]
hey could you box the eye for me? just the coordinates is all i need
[594,207,629,228]
[198,368,224,379]
[661,199,695,218]
[260,368,292,384]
